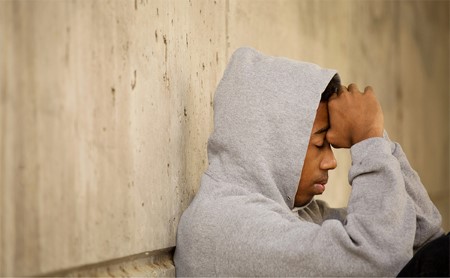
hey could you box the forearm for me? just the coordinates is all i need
[282,138,418,276]
[384,131,444,250]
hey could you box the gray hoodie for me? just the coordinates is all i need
[174,47,443,276]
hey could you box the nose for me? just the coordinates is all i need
[320,144,337,170]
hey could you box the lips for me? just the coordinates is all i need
[313,177,328,194]
[315,177,328,185]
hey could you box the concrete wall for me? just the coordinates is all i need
[1,0,448,276]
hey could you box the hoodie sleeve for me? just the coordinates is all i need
[336,137,417,273]
[202,138,417,277]
[383,132,444,250]
[316,133,443,251]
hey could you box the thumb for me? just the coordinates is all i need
[326,129,340,149]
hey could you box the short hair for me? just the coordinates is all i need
[321,74,341,102]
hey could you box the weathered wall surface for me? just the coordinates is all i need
[1,0,448,276]
[0,0,226,275]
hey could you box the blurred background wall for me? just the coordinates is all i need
[1,0,448,276]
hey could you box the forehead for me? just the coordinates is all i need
[313,102,329,131]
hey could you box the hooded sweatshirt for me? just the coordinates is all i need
[174,47,443,276]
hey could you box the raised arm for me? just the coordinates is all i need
[209,143,417,276]
[384,131,444,250]
[326,82,444,249]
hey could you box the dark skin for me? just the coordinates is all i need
[295,83,384,207]
[295,102,337,206]
[327,84,384,148]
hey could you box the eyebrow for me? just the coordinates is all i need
[313,125,330,135]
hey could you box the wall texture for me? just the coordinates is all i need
[1,0,448,276]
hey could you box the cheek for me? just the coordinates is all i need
[300,148,316,179]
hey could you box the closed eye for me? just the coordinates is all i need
[315,143,325,149]
[314,125,330,135]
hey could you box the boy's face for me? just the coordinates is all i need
[295,102,337,207]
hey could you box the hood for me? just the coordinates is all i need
[206,47,337,209]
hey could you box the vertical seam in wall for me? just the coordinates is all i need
[225,0,229,60]
[447,0,450,226]
[0,3,7,275]
[394,0,403,143]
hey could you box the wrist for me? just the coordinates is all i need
[350,136,391,161]
[352,129,384,145]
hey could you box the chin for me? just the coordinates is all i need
[295,196,314,207]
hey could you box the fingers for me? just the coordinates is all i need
[348,83,375,94]
[326,130,350,149]
[325,131,340,149]
[326,82,380,148]
[364,86,374,94]
[329,85,343,100]
[330,85,348,100]
[346,83,375,96]
[347,83,359,93]
[329,83,375,100]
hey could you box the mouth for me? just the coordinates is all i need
[313,178,328,194]
[316,177,328,185]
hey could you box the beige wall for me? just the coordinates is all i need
[1,0,448,276]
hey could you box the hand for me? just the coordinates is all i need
[327,83,384,148]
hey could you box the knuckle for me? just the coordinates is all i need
[326,131,335,142]
[327,98,338,107]
[348,83,358,91]
[328,93,338,101]
[364,86,374,93]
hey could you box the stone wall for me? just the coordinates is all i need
[1,0,448,276]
